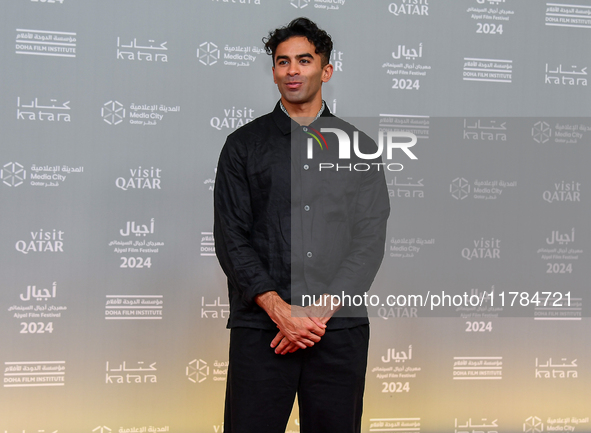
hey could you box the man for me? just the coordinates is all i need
[214,18,390,433]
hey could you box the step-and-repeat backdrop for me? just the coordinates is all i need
[1,1,590,432]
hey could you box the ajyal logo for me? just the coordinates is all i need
[304,127,417,172]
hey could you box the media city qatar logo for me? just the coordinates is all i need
[186,359,209,383]
[532,121,551,143]
[524,416,543,433]
[450,178,470,200]
[291,0,310,8]
[197,42,220,65]
[102,100,125,125]
[93,427,112,433]
[2,162,26,187]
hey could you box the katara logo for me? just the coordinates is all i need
[197,42,220,65]
[532,121,551,143]
[102,101,125,125]
[2,162,26,187]
[186,359,209,383]
[290,0,310,8]
[523,416,543,433]
[450,178,470,200]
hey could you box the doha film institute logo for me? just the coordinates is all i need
[186,359,209,383]
[532,121,552,143]
[450,177,470,200]
[197,42,220,66]
[102,101,125,125]
[2,162,26,187]
[524,416,543,433]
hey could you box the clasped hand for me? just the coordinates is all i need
[255,292,339,355]
[271,300,338,355]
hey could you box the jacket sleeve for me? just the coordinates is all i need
[213,135,279,307]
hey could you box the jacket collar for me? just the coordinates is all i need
[272,100,333,135]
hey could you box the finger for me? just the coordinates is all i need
[299,329,322,343]
[306,317,327,334]
[279,341,298,355]
[288,338,308,351]
[270,331,284,348]
[310,332,322,342]
[283,333,308,350]
[299,335,320,347]
[296,340,308,349]
[308,316,327,330]
[308,325,326,339]
[287,343,299,353]
[275,337,291,354]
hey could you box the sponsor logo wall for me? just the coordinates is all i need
[1,1,589,432]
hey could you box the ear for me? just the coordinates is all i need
[272,66,277,84]
[321,63,334,84]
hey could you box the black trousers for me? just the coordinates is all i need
[224,325,369,433]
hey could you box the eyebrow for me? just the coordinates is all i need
[275,53,314,62]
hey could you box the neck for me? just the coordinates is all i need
[281,96,323,125]
[281,96,322,125]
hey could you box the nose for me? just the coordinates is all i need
[287,62,300,76]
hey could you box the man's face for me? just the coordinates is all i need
[272,36,333,106]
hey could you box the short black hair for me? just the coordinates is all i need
[263,17,333,67]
